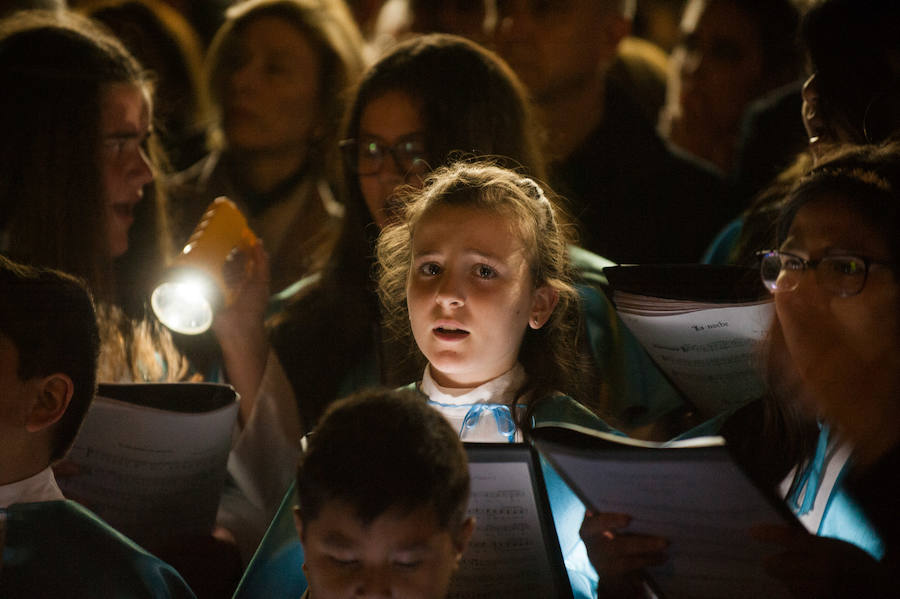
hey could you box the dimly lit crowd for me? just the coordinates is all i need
[0,1,898,597]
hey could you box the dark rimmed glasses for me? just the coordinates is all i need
[758,249,894,297]
[339,135,428,176]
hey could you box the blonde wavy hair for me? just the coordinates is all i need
[376,162,595,423]
[97,304,191,383]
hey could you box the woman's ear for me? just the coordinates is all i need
[528,286,559,329]
[25,373,73,433]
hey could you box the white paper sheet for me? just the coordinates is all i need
[618,302,774,416]
[60,390,238,548]
[538,439,793,599]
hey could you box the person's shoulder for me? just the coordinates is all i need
[167,152,222,190]
[568,245,615,290]
[532,393,614,433]
[1,500,196,598]
[269,272,324,317]
[664,139,729,191]
[395,381,420,394]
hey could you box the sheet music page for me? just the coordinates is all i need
[617,302,773,417]
[448,461,560,598]
[60,394,238,548]
[544,445,792,599]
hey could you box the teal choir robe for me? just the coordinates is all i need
[0,500,195,598]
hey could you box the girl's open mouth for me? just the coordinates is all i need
[434,326,469,341]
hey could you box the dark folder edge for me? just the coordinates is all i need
[462,443,575,599]
[96,382,237,414]
[603,264,768,303]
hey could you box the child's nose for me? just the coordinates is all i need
[435,272,465,308]
[354,565,392,597]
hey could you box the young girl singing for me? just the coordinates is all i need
[376,161,608,597]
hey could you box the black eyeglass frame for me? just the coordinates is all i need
[338,135,428,176]
[757,249,894,298]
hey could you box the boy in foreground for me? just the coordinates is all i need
[294,389,475,598]
[0,256,194,597]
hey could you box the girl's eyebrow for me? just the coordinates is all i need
[463,247,503,262]
[412,248,503,262]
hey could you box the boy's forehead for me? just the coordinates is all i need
[304,500,448,549]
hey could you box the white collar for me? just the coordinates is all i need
[0,466,64,508]
[421,363,526,407]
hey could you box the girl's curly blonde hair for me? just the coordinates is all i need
[376,161,596,424]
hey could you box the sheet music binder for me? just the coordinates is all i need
[450,443,574,599]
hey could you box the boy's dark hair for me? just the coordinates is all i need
[296,388,470,530]
[0,256,101,462]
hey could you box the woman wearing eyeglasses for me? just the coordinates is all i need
[580,145,899,598]
[749,142,899,595]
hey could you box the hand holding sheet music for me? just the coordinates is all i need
[531,423,799,599]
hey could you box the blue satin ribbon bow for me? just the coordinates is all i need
[427,400,518,442]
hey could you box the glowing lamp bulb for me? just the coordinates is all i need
[151,275,217,335]
[151,197,257,335]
